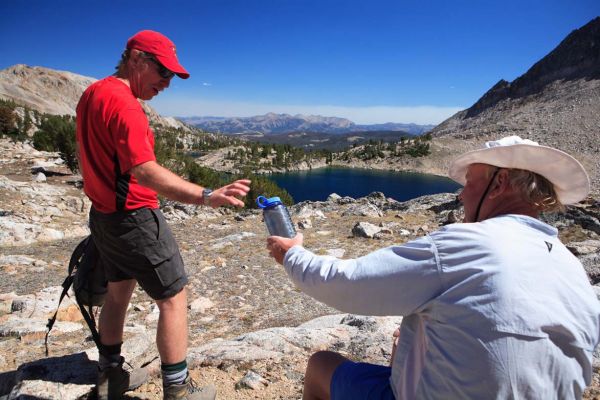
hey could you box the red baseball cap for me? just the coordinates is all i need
[126,30,190,79]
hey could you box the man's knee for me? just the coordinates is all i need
[156,287,187,313]
[308,351,335,370]
[306,350,348,377]
[304,351,349,400]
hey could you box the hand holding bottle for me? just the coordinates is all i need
[267,233,304,265]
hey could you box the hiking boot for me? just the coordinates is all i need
[96,360,149,400]
[163,375,216,400]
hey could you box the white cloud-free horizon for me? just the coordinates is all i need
[150,97,464,125]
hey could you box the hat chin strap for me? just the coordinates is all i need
[474,168,500,222]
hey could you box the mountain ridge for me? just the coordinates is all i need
[428,16,600,197]
[0,64,187,130]
[179,113,435,136]
[465,16,600,119]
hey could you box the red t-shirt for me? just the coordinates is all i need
[76,76,158,213]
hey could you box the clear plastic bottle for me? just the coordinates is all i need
[256,195,296,238]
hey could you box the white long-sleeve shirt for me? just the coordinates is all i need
[283,214,600,399]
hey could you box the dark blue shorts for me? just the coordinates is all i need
[330,361,396,400]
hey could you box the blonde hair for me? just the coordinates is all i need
[481,165,563,212]
[506,168,564,212]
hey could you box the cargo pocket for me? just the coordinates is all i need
[153,258,182,287]
[143,209,184,288]
[142,238,178,265]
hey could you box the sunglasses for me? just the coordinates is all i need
[146,57,175,79]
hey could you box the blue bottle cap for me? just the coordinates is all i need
[256,195,282,209]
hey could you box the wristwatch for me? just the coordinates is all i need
[202,188,213,206]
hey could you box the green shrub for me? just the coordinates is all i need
[237,171,294,208]
[0,104,17,136]
[152,126,293,207]
[32,115,78,171]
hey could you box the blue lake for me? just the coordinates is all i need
[270,167,461,203]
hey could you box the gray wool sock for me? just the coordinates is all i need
[162,360,188,386]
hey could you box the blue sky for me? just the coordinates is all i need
[1,1,598,124]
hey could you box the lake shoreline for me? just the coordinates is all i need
[269,166,461,203]
[254,160,450,180]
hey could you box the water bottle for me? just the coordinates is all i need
[256,195,296,238]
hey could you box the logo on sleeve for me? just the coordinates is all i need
[545,241,553,253]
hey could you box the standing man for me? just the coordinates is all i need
[267,136,600,399]
[76,30,250,400]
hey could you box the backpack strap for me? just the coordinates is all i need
[76,235,102,349]
[44,236,92,356]
[44,274,74,356]
[75,290,102,351]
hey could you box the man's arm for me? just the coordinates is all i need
[268,234,442,316]
[130,160,250,207]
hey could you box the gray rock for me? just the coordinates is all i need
[297,218,312,229]
[566,240,600,256]
[0,300,12,315]
[4,352,99,399]
[188,314,401,369]
[325,248,345,258]
[352,222,381,238]
[295,206,326,220]
[189,297,214,314]
[582,254,600,283]
[210,232,255,249]
[32,172,46,182]
[342,203,383,218]
[0,255,37,266]
[392,193,459,213]
[0,317,82,338]
[235,370,269,390]
[374,228,393,239]
[59,196,89,214]
[543,206,600,236]
[10,298,30,313]
[417,225,431,234]
[8,379,93,400]
[442,210,460,225]
[10,287,77,320]
[337,196,357,205]
[327,193,341,202]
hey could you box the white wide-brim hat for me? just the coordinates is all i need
[448,136,590,205]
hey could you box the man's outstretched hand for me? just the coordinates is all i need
[208,179,251,208]
[267,233,304,265]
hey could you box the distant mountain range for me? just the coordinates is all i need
[178,113,435,136]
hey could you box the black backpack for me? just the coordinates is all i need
[45,235,108,355]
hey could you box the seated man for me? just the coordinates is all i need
[267,136,600,400]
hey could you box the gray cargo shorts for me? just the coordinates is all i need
[89,207,188,300]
